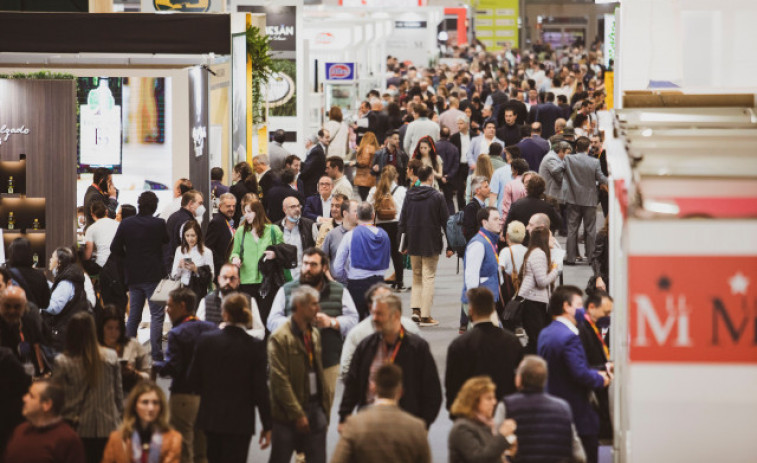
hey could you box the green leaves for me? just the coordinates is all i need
[246,25,274,125]
[0,71,75,80]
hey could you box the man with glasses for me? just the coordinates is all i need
[278,196,317,280]
[304,176,334,225]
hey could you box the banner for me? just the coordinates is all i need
[77,77,123,174]
[628,256,757,363]
[475,0,518,51]
[141,0,224,12]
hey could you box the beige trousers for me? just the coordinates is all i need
[169,393,200,463]
[410,254,440,318]
[323,364,340,406]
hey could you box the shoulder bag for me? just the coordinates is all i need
[150,277,182,303]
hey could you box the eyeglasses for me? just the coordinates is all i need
[287,204,302,209]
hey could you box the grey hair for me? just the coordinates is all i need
[456,114,470,124]
[218,192,236,203]
[554,141,572,153]
[356,202,375,222]
[291,286,319,311]
[470,175,488,193]
[517,355,548,391]
[254,154,269,165]
[374,293,402,314]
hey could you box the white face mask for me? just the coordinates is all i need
[194,205,206,224]
[245,212,256,224]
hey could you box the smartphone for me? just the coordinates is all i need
[184,258,193,264]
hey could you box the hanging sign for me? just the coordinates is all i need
[325,63,356,82]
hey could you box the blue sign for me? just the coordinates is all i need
[325,62,356,81]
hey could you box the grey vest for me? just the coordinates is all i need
[203,291,253,326]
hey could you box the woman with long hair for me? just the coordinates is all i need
[229,194,285,323]
[6,236,50,307]
[229,161,259,225]
[517,227,559,354]
[465,154,494,203]
[98,305,150,396]
[448,376,517,463]
[412,136,444,191]
[353,131,379,200]
[102,381,181,463]
[41,246,91,352]
[367,165,408,290]
[171,219,214,304]
[324,106,350,159]
[54,311,123,463]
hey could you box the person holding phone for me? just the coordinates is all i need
[171,220,214,307]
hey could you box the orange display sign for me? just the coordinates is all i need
[628,256,757,363]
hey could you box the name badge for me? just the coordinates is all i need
[309,371,318,395]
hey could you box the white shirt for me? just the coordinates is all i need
[556,316,579,335]
[84,217,119,267]
[499,244,527,277]
[320,195,332,221]
[459,132,471,164]
[171,245,215,286]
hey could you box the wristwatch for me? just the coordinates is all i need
[506,434,517,445]
[330,318,337,329]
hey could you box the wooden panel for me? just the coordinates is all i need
[0,79,77,255]
[623,92,755,108]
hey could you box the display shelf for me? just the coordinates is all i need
[0,159,27,196]
[1,229,46,267]
[0,197,46,230]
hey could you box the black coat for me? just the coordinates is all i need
[435,139,460,179]
[205,212,235,278]
[445,322,522,411]
[300,145,327,197]
[0,347,30,453]
[189,326,272,436]
[265,185,304,224]
[276,217,316,254]
[258,170,277,202]
[504,99,529,126]
[398,185,449,256]
[577,315,612,439]
[340,331,442,428]
[110,213,169,285]
[7,266,50,308]
[462,199,483,243]
[504,197,562,237]
[164,208,195,273]
[83,185,117,228]
[528,103,563,139]
[230,180,257,225]
[496,123,522,147]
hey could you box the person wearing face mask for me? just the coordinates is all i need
[170,220,214,306]
[83,167,118,229]
[196,263,265,339]
[102,381,182,463]
[229,194,285,324]
[276,196,316,281]
[164,190,204,274]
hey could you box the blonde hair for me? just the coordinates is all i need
[506,221,526,244]
[450,376,496,419]
[373,165,398,210]
[120,381,172,440]
[358,131,379,153]
[473,154,494,181]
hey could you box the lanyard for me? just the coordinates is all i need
[303,330,314,367]
[478,231,499,265]
[225,219,234,235]
[584,313,610,359]
[382,327,405,364]
[182,315,198,325]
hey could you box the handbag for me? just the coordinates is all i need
[149,277,182,303]
[501,296,525,329]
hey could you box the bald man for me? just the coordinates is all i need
[277,196,316,280]
[0,285,46,376]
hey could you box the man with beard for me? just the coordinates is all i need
[267,248,359,403]
[204,193,237,281]
[196,263,265,339]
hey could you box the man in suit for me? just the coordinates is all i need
[504,175,562,236]
[557,136,608,265]
[164,189,204,273]
[528,92,562,139]
[517,123,551,172]
[303,176,333,225]
[495,108,522,147]
[277,196,316,280]
[332,364,431,463]
[577,290,614,442]
[462,176,489,243]
[450,116,473,211]
[539,139,571,237]
[253,154,276,202]
[265,168,305,224]
[435,127,460,214]
[446,287,522,410]
[83,167,118,229]
[189,293,272,463]
[268,129,290,171]
[300,129,329,197]
[110,191,169,361]
[538,285,611,463]
[204,192,236,280]
[468,120,504,170]
[339,293,442,429]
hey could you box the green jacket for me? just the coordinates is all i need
[229,224,284,285]
[268,319,332,424]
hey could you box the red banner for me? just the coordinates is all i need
[628,256,757,363]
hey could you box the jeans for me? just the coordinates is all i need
[126,281,164,361]
[347,275,385,320]
[269,403,327,463]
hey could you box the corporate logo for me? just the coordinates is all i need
[315,32,334,45]
[629,256,757,363]
[267,24,295,42]
[0,125,30,146]
[153,0,210,12]
[327,64,352,80]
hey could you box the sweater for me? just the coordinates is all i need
[517,249,558,303]
[4,421,85,463]
[502,391,574,462]
[229,224,284,285]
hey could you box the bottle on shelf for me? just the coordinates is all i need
[32,253,39,267]
[7,176,13,194]
[32,218,40,230]
[8,211,15,230]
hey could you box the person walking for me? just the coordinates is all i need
[435,127,461,213]
[367,165,407,291]
[326,156,354,199]
[196,263,265,339]
[412,136,444,190]
[450,115,473,211]
[372,130,409,187]
[301,129,329,197]
[324,107,350,159]
[277,196,316,281]
[462,176,490,243]
[82,200,119,271]
[321,200,358,273]
[53,312,123,463]
[353,132,379,201]
[189,294,272,463]
[170,219,214,306]
[164,190,204,274]
[229,161,258,225]
[83,167,118,228]
[403,103,440,156]
[204,192,237,280]
[268,286,331,463]
[268,129,291,170]
[265,168,305,224]
[303,176,334,225]
[109,191,168,361]
[101,381,182,463]
[331,364,431,463]
[398,165,449,326]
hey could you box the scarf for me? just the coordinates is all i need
[130,429,163,463]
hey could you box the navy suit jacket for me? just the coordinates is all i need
[303,194,326,222]
[435,139,460,179]
[528,103,563,139]
[537,319,605,436]
[517,137,550,172]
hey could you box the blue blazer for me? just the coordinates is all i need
[537,319,605,436]
[303,194,325,222]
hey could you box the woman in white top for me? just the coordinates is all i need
[367,165,408,290]
[171,219,214,306]
[412,136,444,191]
[324,106,350,159]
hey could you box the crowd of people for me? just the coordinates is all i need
[0,39,616,463]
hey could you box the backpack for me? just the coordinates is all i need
[446,210,467,256]
[375,186,399,221]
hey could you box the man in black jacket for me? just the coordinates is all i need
[462,176,490,242]
[164,190,204,273]
[265,168,304,223]
[372,131,408,186]
[339,293,442,429]
[435,127,460,214]
[397,166,449,326]
[277,196,316,280]
[504,174,562,238]
[204,192,236,281]
[110,191,169,360]
[446,287,522,411]
[300,129,329,197]
[82,167,118,229]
